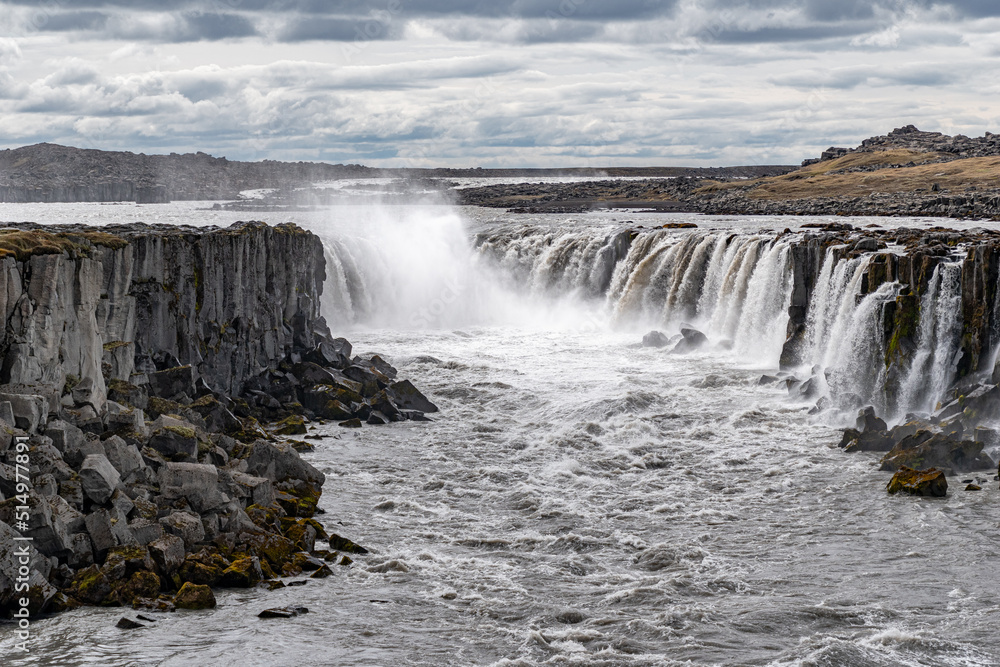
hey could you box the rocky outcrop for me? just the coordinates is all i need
[0,220,429,619]
[803,125,1000,167]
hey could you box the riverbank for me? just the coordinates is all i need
[0,221,436,623]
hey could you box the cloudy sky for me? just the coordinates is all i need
[0,0,998,167]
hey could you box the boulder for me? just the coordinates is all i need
[641,330,670,348]
[0,392,47,432]
[160,511,206,549]
[886,466,948,497]
[174,582,216,610]
[147,365,197,401]
[147,416,199,460]
[148,534,186,575]
[245,440,325,485]
[219,556,264,588]
[880,430,995,474]
[258,606,309,618]
[670,328,708,354]
[103,435,146,478]
[856,406,887,432]
[229,472,275,507]
[387,379,438,413]
[45,419,85,456]
[84,508,117,560]
[158,463,225,514]
[839,428,894,452]
[79,454,122,505]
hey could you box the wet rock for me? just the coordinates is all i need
[174,582,216,610]
[757,375,780,386]
[840,428,894,453]
[886,466,948,497]
[856,406,888,433]
[338,418,363,428]
[116,617,145,630]
[671,328,708,354]
[387,379,438,413]
[309,564,333,578]
[329,534,369,554]
[220,556,264,587]
[258,606,309,618]
[271,415,307,436]
[641,330,670,348]
[966,483,982,491]
[556,609,586,624]
[880,430,995,474]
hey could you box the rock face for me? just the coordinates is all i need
[0,220,432,618]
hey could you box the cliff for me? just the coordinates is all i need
[0,221,437,621]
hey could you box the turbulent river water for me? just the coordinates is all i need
[2,200,1000,666]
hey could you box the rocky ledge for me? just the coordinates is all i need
[0,221,436,619]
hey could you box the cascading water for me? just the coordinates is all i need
[318,212,974,418]
[896,262,965,416]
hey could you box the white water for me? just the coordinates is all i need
[2,202,999,666]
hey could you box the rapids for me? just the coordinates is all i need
[1,201,998,666]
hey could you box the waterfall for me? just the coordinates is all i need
[313,208,975,420]
[896,262,964,415]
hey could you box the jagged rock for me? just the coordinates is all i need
[147,365,197,401]
[157,463,225,514]
[229,472,275,507]
[79,454,122,505]
[103,435,146,478]
[339,418,363,428]
[387,379,438,413]
[245,440,324,485]
[220,556,264,587]
[839,428,894,452]
[329,534,368,554]
[127,519,163,546]
[116,617,145,630]
[886,466,948,497]
[856,406,888,433]
[0,393,46,432]
[45,419,85,456]
[85,508,117,560]
[148,534,185,575]
[880,430,995,474]
[174,582,216,610]
[147,416,199,460]
[160,511,206,549]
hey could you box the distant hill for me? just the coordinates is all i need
[0,143,372,203]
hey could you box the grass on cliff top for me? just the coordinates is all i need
[696,150,1000,200]
[0,229,127,261]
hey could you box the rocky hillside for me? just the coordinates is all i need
[690,126,1000,219]
[0,144,372,203]
[0,221,438,621]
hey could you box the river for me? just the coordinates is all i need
[1,200,998,666]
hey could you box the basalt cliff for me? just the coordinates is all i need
[0,221,436,620]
